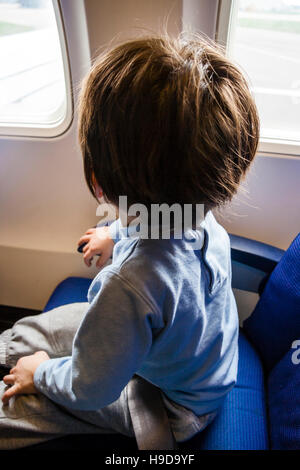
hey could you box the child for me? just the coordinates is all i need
[0,33,259,449]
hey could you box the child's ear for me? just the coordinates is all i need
[91,173,104,199]
[95,184,104,199]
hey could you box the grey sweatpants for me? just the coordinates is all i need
[0,303,135,450]
[0,303,216,450]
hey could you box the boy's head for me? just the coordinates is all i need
[78,33,259,211]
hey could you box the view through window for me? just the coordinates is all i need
[228,0,300,143]
[0,0,69,132]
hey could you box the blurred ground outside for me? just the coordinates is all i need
[0,1,65,124]
[0,1,49,29]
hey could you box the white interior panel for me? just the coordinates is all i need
[216,154,300,250]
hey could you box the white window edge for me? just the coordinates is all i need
[216,0,300,157]
[258,138,300,157]
[0,0,73,139]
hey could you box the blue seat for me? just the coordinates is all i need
[43,277,93,312]
[195,331,268,450]
[30,233,299,450]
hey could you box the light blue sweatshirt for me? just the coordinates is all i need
[34,211,239,416]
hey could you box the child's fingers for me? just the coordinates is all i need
[85,229,96,235]
[77,235,91,246]
[96,251,111,269]
[82,244,89,253]
[83,250,93,267]
[3,374,15,386]
[2,384,19,404]
[84,244,102,256]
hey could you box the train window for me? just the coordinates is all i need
[219,0,300,154]
[0,0,72,137]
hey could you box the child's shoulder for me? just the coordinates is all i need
[112,211,231,286]
[112,235,188,288]
[89,212,232,307]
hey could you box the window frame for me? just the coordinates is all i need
[216,0,300,157]
[0,0,73,139]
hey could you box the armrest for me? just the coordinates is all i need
[229,234,284,274]
[229,234,285,293]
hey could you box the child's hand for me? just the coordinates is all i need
[77,226,114,269]
[2,351,50,405]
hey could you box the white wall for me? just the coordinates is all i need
[85,0,182,56]
[216,154,300,250]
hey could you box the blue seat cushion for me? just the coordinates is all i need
[268,345,300,449]
[243,233,300,371]
[43,276,93,312]
[181,330,269,450]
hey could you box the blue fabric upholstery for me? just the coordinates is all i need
[268,346,300,450]
[243,233,300,371]
[181,330,268,450]
[43,277,269,450]
[43,276,92,312]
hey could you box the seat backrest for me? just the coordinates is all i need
[243,233,300,371]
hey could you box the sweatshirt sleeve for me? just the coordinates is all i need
[108,218,122,244]
[34,271,159,410]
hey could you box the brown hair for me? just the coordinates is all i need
[78,33,259,210]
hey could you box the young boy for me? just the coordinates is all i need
[0,33,259,449]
